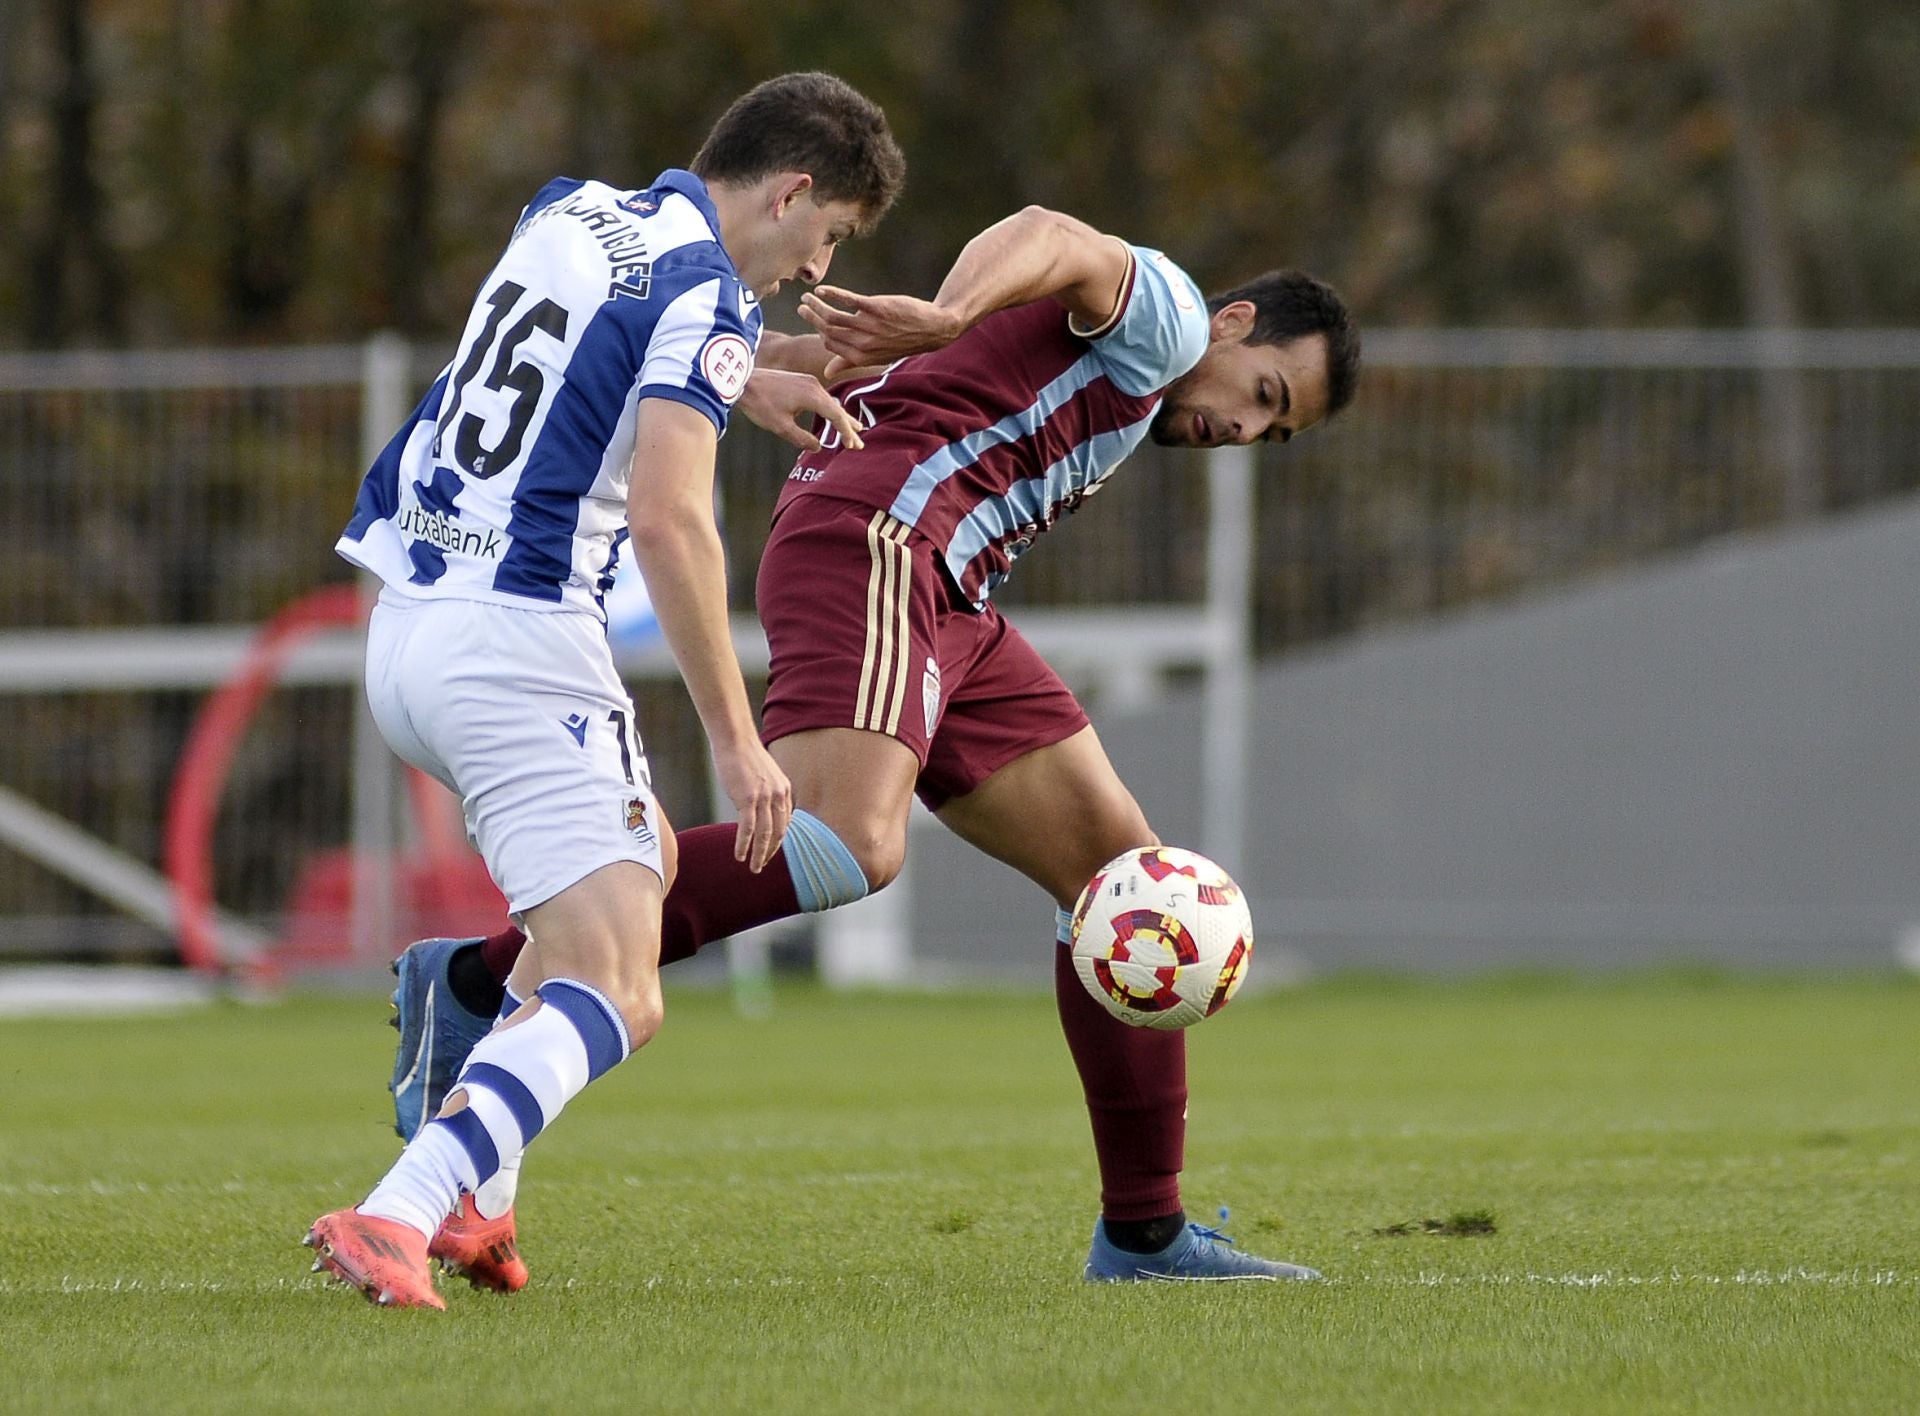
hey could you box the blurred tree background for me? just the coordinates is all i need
[3,0,1917,349]
[3,0,1918,944]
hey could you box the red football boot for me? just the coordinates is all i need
[303,1209,445,1310]
[430,1194,529,1293]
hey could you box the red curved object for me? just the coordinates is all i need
[163,584,363,976]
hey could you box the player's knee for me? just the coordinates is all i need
[840,826,906,892]
[1095,823,1157,875]
[608,972,664,1050]
[537,916,665,1047]
[1052,816,1157,907]
[580,934,663,1046]
[789,807,898,898]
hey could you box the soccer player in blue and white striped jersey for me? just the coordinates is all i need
[306,73,904,1310]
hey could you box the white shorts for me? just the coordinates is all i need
[364,589,664,915]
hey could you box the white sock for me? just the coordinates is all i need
[432,978,630,1215]
[358,1123,477,1240]
[360,978,626,1239]
[472,1159,521,1219]
[471,987,527,1219]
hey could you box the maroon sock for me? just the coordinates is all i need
[473,823,805,984]
[477,926,525,985]
[657,823,803,964]
[1054,942,1186,1221]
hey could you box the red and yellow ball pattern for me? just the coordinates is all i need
[1068,846,1254,1030]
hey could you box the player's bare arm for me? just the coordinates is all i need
[625,398,793,871]
[799,206,1132,368]
[754,329,834,377]
[738,348,865,453]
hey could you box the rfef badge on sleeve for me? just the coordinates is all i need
[700,334,753,403]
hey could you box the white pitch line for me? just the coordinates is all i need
[7,1266,1912,1297]
[1,1269,1913,1297]
[0,1179,257,1198]
[0,1277,333,1295]
[1368,1268,1916,1288]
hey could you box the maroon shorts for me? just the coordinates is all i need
[756,493,1090,809]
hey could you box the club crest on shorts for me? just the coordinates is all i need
[922,656,942,734]
[624,796,656,847]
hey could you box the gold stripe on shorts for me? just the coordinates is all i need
[881,514,914,736]
[855,511,914,733]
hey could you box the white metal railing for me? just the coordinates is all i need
[1365,328,1920,369]
[0,345,368,390]
[8,328,1918,385]
[4,329,1917,978]
[0,595,1249,979]
[0,332,1257,976]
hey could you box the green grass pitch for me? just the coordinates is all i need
[2,972,1917,1415]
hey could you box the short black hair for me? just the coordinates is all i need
[691,72,905,231]
[1207,270,1360,417]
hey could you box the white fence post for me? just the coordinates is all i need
[1201,444,1255,873]
[349,333,410,966]
[814,809,919,988]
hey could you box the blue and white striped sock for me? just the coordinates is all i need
[355,1122,478,1239]
[470,986,527,1218]
[359,977,629,1239]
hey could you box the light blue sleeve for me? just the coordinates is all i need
[1083,245,1211,397]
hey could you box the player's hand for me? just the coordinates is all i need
[737,368,864,454]
[713,738,793,873]
[799,287,966,376]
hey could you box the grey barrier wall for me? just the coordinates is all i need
[910,495,1920,978]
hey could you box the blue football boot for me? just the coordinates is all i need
[388,936,494,1140]
[1084,1210,1321,1282]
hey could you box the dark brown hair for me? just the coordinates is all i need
[1208,270,1360,416]
[692,72,905,230]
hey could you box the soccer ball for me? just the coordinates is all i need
[1067,846,1253,1030]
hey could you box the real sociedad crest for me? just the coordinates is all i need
[624,795,657,847]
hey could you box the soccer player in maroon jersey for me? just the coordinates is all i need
[402,205,1358,1283]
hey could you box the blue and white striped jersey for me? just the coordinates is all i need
[338,169,763,617]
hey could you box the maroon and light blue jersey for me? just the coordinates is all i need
[778,245,1209,608]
